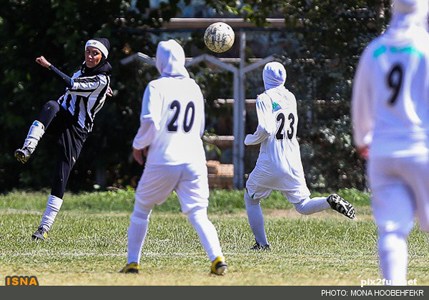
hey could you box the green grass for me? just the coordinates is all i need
[0,189,428,286]
[0,187,371,212]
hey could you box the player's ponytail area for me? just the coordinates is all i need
[0,189,428,285]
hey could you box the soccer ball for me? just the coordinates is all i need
[204,22,235,53]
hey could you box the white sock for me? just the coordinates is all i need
[23,120,45,150]
[187,207,223,262]
[244,191,269,246]
[40,195,63,231]
[378,232,408,285]
[294,196,330,215]
[127,208,151,264]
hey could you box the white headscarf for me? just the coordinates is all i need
[155,40,189,78]
[390,0,429,29]
[262,62,287,90]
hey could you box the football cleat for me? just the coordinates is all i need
[210,256,227,275]
[250,241,271,251]
[15,147,33,164]
[327,194,356,219]
[32,226,48,241]
[119,262,140,274]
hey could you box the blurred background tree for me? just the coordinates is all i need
[0,0,389,193]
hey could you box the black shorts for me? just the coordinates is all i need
[48,107,88,169]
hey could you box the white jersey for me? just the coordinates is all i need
[132,39,206,166]
[134,77,206,165]
[245,86,308,194]
[352,22,429,157]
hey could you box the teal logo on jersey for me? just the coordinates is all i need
[373,45,423,58]
[272,101,282,112]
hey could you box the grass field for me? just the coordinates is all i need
[0,188,428,286]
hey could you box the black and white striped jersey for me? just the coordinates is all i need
[57,69,110,132]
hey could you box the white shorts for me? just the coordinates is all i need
[246,164,310,204]
[135,163,209,214]
[368,154,429,233]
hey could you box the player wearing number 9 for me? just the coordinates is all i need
[120,40,227,275]
[352,0,429,286]
[243,62,356,251]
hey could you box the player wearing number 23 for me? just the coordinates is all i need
[120,40,227,275]
[244,62,355,251]
[352,0,429,285]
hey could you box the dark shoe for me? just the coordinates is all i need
[250,242,271,251]
[210,256,227,275]
[119,262,140,274]
[32,227,48,241]
[327,194,356,219]
[15,148,32,164]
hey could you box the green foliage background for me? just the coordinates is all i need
[0,0,390,193]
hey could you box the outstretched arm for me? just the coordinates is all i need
[36,56,74,88]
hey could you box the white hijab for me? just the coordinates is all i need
[155,40,189,78]
[262,62,287,90]
[389,0,429,30]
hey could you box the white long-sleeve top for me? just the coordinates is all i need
[352,13,429,157]
[132,40,206,165]
[245,86,307,188]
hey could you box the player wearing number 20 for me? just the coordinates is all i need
[352,0,429,285]
[244,62,355,251]
[120,40,227,275]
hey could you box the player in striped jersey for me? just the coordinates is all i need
[352,0,429,285]
[244,62,355,251]
[15,38,112,241]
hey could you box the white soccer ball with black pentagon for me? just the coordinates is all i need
[204,22,235,53]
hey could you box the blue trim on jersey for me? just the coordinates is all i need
[373,45,423,58]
